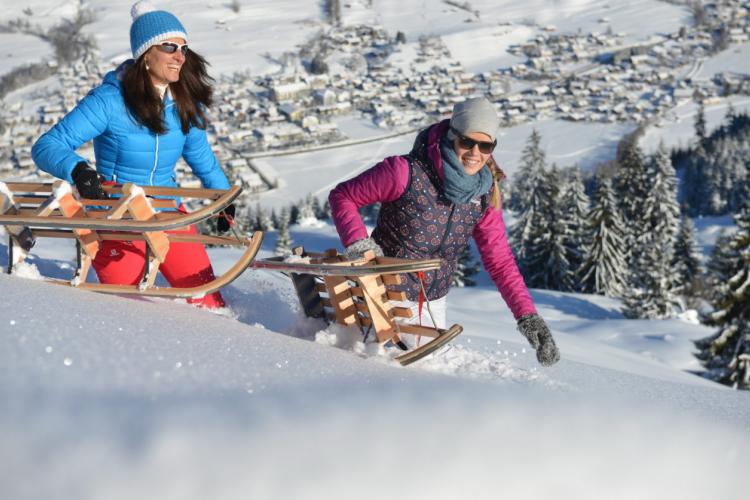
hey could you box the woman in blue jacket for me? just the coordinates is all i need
[32,1,233,308]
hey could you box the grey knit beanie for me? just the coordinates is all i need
[449,97,499,142]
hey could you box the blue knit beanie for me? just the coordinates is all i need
[129,1,188,59]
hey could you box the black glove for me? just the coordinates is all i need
[345,237,384,260]
[217,203,236,233]
[517,313,560,366]
[72,162,107,200]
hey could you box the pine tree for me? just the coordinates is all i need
[289,203,300,225]
[622,236,680,319]
[642,144,681,246]
[672,216,703,297]
[614,136,649,254]
[320,199,332,220]
[557,166,591,291]
[311,196,324,219]
[622,144,682,318]
[578,176,628,297]
[452,244,480,287]
[256,203,274,232]
[694,102,707,146]
[522,165,570,290]
[510,129,548,268]
[695,205,750,389]
[298,194,318,224]
[274,209,293,256]
[510,128,546,213]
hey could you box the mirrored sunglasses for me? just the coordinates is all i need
[156,42,189,55]
[451,126,497,154]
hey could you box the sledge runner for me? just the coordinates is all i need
[30,1,235,309]
[329,98,561,366]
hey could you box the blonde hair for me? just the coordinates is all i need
[486,156,506,211]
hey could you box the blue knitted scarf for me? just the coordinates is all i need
[439,133,492,204]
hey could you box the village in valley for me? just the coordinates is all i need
[1,0,749,197]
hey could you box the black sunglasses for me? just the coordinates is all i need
[156,42,189,55]
[451,126,497,154]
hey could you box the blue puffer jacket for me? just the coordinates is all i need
[32,61,229,190]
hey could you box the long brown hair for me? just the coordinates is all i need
[121,49,214,135]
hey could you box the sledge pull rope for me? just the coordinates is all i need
[218,208,243,243]
[416,271,438,347]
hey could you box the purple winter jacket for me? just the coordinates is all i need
[329,120,536,320]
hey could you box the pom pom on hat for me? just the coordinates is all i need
[129,1,188,59]
[131,0,156,19]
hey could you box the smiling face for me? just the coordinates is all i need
[452,131,493,176]
[143,37,187,87]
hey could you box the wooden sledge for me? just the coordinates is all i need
[0,180,262,298]
[273,247,463,366]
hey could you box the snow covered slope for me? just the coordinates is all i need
[2,233,749,500]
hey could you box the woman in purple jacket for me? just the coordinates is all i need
[329,98,559,366]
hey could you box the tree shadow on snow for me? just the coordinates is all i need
[529,291,624,320]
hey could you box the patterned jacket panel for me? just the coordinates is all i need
[373,153,486,300]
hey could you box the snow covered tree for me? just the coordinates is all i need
[452,244,480,287]
[510,129,548,267]
[522,165,571,290]
[695,205,750,390]
[578,176,628,297]
[679,110,750,217]
[672,216,703,298]
[614,135,649,252]
[694,102,707,146]
[358,202,381,225]
[298,194,318,225]
[274,209,293,256]
[318,199,332,220]
[557,166,591,291]
[255,203,274,232]
[642,144,681,246]
[622,144,682,318]
[509,128,546,213]
[622,236,680,319]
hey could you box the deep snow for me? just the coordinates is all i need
[1,224,749,500]
[2,2,749,498]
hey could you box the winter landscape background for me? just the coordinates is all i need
[1,1,749,499]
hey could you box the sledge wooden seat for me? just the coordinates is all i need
[0,180,261,298]
[282,246,463,365]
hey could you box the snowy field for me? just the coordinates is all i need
[1,3,749,497]
[1,222,749,500]
[343,0,689,73]
[254,118,635,211]
[0,33,51,77]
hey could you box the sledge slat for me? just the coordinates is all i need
[30,229,251,247]
[0,185,240,231]
[357,273,396,343]
[323,275,360,327]
[396,323,440,338]
[11,196,176,209]
[49,232,263,298]
[3,182,229,200]
[382,274,402,285]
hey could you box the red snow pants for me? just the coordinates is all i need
[91,211,225,309]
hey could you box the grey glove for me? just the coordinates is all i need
[517,313,560,366]
[345,237,384,260]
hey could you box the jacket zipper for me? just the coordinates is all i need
[150,134,159,186]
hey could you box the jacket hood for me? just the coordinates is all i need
[102,60,135,89]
